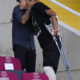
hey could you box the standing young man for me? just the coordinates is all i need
[29,0,61,80]
[19,0,61,79]
[12,0,36,72]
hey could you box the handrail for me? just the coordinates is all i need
[49,0,80,17]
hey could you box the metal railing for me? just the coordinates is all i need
[49,0,80,17]
[49,0,80,35]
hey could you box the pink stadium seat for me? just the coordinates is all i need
[0,56,22,71]
[22,73,49,80]
[0,71,18,80]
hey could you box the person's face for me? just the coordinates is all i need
[19,0,28,10]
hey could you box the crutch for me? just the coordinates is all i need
[53,34,72,80]
[44,22,72,80]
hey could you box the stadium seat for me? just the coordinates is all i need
[22,73,49,80]
[0,71,18,80]
[6,70,26,80]
[0,56,22,71]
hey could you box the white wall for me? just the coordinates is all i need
[0,0,16,56]
[0,0,80,80]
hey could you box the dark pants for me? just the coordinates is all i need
[43,36,61,73]
[13,44,36,72]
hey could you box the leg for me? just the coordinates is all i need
[43,42,60,80]
[13,44,26,70]
[43,66,56,80]
[43,48,57,80]
[25,49,36,72]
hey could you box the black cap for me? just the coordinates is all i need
[17,0,20,2]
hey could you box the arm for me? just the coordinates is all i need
[46,9,58,35]
[46,9,56,16]
[21,1,36,24]
[21,9,31,24]
[32,2,58,35]
[51,16,58,36]
[13,6,30,24]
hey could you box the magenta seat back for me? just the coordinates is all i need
[22,73,49,80]
[0,56,22,71]
[0,71,18,80]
